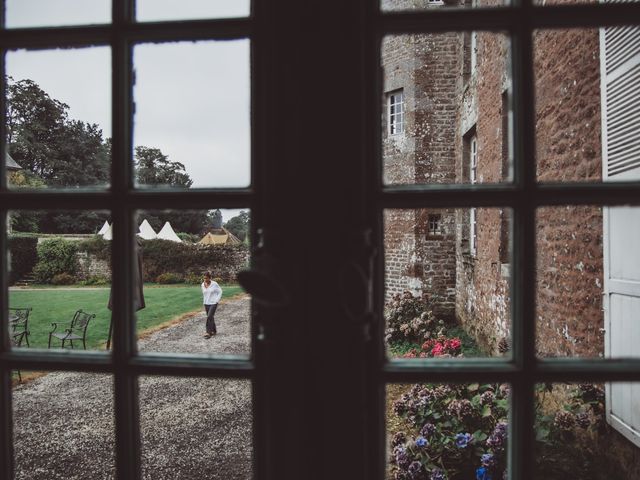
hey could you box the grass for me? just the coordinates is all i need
[9,284,244,350]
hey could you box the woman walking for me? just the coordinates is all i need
[202,272,222,338]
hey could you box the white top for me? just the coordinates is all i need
[138,219,157,240]
[202,281,222,305]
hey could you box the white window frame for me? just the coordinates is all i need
[470,135,478,256]
[428,213,442,235]
[387,90,404,135]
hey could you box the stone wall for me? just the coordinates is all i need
[76,251,111,281]
[381,10,461,319]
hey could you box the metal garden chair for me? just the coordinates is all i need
[9,307,32,347]
[48,310,96,350]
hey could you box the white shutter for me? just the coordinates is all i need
[600,2,640,447]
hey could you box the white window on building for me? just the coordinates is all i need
[388,89,404,135]
[428,213,442,236]
[470,135,478,256]
[470,31,478,73]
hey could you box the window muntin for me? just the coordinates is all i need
[427,213,442,236]
[388,90,404,136]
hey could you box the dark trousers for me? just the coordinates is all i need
[204,304,218,334]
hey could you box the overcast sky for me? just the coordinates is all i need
[6,0,250,222]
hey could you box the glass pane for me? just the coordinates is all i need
[382,32,512,185]
[12,372,115,477]
[136,0,250,22]
[536,205,640,359]
[140,376,252,478]
[534,383,640,479]
[6,47,111,190]
[382,0,509,12]
[133,209,251,356]
[7,210,112,352]
[6,0,110,28]
[133,41,250,189]
[384,208,512,359]
[387,382,511,479]
[534,27,640,183]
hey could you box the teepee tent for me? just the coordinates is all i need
[103,223,113,240]
[138,219,157,240]
[157,222,182,243]
[198,228,242,245]
[98,220,110,236]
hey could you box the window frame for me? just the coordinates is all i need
[1,1,640,480]
[0,2,263,479]
[387,88,404,135]
[374,2,640,480]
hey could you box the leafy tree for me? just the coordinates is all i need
[224,210,250,241]
[135,146,193,188]
[6,77,109,187]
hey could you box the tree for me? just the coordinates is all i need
[134,146,193,188]
[224,211,250,242]
[6,77,110,187]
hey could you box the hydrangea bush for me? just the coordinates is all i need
[385,291,447,345]
[389,381,621,480]
[390,383,509,480]
[402,336,463,359]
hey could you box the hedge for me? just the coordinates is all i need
[141,239,249,283]
[33,238,79,283]
[8,236,38,284]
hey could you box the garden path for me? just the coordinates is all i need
[11,296,252,480]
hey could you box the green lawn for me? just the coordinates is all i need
[9,284,244,350]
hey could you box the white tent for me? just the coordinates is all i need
[156,222,182,243]
[138,219,157,240]
[98,220,110,236]
[103,224,113,240]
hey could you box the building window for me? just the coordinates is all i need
[387,89,404,135]
[470,135,478,256]
[427,214,442,236]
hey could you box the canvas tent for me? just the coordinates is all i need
[198,228,242,246]
[103,224,113,240]
[138,219,157,240]
[157,222,182,243]
[98,221,110,236]
[5,152,21,171]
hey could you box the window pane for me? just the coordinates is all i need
[5,47,112,190]
[382,0,509,12]
[387,382,511,479]
[534,27,640,183]
[7,210,112,352]
[382,32,512,185]
[6,0,110,28]
[133,41,250,189]
[136,0,250,22]
[140,376,253,478]
[534,383,640,478]
[133,209,251,356]
[384,208,512,359]
[12,372,115,477]
[536,205,640,359]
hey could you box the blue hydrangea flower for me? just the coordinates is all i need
[430,468,446,480]
[481,453,497,468]
[420,422,436,438]
[455,432,473,448]
[415,436,428,448]
[476,466,493,480]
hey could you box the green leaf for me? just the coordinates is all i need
[481,405,492,417]
[468,383,480,392]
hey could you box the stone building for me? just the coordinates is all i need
[382,0,605,355]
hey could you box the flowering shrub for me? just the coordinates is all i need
[385,291,447,344]
[390,383,509,480]
[402,336,463,359]
[390,382,623,480]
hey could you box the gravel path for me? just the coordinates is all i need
[12,296,252,480]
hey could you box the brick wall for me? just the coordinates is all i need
[381,1,460,318]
